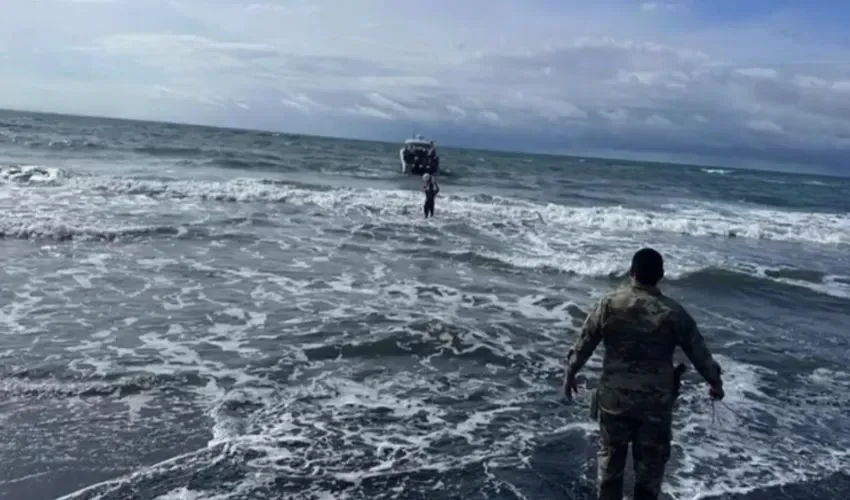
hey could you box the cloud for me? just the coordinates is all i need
[366,93,411,117]
[746,119,783,134]
[640,2,680,13]
[446,105,467,118]
[346,105,393,120]
[1,0,850,171]
[735,67,780,80]
[478,111,501,124]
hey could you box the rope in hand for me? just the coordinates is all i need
[524,458,580,500]
[710,398,720,425]
[680,363,756,429]
[711,398,762,429]
[706,380,766,431]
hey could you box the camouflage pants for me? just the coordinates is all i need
[596,410,672,500]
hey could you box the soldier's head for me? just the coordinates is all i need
[629,247,664,286]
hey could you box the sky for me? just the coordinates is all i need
[2,0,850,173]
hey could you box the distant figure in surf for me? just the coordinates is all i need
[422,173,439,218]
[562,247,725,500]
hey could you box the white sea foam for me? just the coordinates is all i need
[700,168,732,175]
[50,329,850,500]
[3,172,844,245]
[104,178,850,244]
[3,172,848,300]
[0,164,67,184]
[5,167,850,499]
[663,356,850,499]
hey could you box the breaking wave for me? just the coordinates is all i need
[4,116,850,500]
[4,167,849,300]
[8,171,848,246]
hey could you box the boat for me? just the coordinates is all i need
[399,134,440,175]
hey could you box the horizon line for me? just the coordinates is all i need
[0,106,843,179]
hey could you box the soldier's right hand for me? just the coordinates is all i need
[562,373,578,401]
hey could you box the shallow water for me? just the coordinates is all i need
[1,110,849,499]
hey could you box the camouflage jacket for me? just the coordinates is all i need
[567,284,722,414]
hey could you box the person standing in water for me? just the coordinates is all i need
[422,173,439,218]
[563,247,724,500]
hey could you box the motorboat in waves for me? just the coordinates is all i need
[399,134,440,175]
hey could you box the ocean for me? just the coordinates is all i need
[1,109,848,500]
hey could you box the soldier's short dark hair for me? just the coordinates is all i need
[630,247,664,286]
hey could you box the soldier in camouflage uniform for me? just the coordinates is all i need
[562,248,725,500]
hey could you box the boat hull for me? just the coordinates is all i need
[400,148,439,175]
[405,163,439,175]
